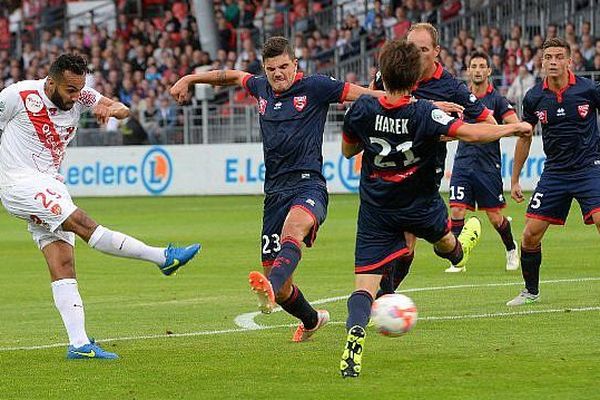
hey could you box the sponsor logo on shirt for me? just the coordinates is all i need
[556,107,565,117]
[274,101,282,110]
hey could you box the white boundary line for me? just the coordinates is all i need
[1,277,599,352]
[234,277,600,329]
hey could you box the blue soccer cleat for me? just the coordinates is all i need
[160,243,201,276]
[67,339,119,360]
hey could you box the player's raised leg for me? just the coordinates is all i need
[42,240,118,359]
[62,209,201,275]
[486,211,519,270]
[506,218,549,306]
[443,216,482,272]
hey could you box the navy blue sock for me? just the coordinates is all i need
[346,290,374,330]
[392,253,414,290]
[435,239,464,265]
[269,238,302,293]
[278,285,318,329]
[495,217,516,251]
[521,245,542,295]
[451,218,465,237]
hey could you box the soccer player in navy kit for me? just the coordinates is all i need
[372,23,496,296]
[508,37,600,306]
[171,37,383,341]
[339,40,532,378]
[446,51,520,273]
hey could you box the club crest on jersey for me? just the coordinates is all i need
[578,104,589,118]
[25,93,44,113]
[258,97,267,115]
[293,96,307,112]
[535,110,547,124]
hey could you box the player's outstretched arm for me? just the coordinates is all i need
[454,121,532,143]
[170,70,250,103]
[93,96,130,124]
[511,130,533,203]
[344,83,384,101]
[341,139,363,159]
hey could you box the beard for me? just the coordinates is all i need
[49,88,74,111]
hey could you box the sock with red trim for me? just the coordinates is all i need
[451,218,465,237]
[521,245,541,295]
[434,239,464,265]
[278,285,318,329]
[269,238,302,294]
[495,217,516,251]
[346,290,373,330]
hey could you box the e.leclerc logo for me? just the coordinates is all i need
[62,147,173,195]
[141,147,173,194]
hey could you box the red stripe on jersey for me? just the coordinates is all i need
[447,120,464,137]
[19,90,64,168]
[370,165,418,183]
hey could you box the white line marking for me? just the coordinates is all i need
[2,306,599,352]
[234,277,600,329]
[2,277,599,353]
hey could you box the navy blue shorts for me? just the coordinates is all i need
[526,167,600,225]
[355,195,450,274]
[261,184,328,266]
[449,168,506,211]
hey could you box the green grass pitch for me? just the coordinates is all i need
[1,194,599,399]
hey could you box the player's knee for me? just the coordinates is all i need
[486,211,503,228]
[62,209,98,240]
[451,207,466,220]
[281,220,311,241]
[521,227,541,249]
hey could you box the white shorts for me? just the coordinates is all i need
[0,174,77,249]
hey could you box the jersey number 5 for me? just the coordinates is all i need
[369,138,419,168]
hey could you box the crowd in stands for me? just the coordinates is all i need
[1,0,600,144]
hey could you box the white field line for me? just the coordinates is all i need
[234,277,600,329]
[1,277,599,352]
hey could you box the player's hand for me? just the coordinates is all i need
[439,135,457,142]
[170,77,191,104]
[432,101,464,115]
[511,182,525,203]
[92,103,111,125]
[513,122,533,137]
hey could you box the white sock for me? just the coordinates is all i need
[88,225,166,266]
[51,279,90,348]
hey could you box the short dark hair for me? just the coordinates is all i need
[542,37,571,56]
[262,36,295,61]
[469,50,491,67]
[378,39,422,93]
[48,53,88,80]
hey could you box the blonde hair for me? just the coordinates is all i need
[408,23,440,47]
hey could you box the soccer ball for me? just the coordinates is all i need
[371,294,418,337]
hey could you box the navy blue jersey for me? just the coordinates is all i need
[343,95,463,208]
[522,72,600,173]
[243,72,349,193]
[454,83,517,172]
[374,63,491,179]
[373,63,491,121]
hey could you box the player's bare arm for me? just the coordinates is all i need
[511,124,534,203]
[345,84,384,101]
[341,139,363,159]
[170,70,250,103]
[454,121,532,143]
[93,96,129,124]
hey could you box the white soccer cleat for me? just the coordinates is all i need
[505,241,520,271]
[445,264,466,273]
[506,289,540,306]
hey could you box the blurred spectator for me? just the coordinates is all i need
[506,65,535,104]
[392,7,411,39]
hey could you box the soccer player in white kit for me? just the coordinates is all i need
[0,54,201,359]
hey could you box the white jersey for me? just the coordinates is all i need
[0,78,101,185]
